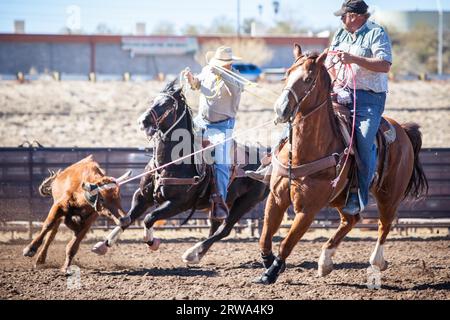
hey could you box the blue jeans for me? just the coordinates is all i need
[199,117,235,201]
[350,90,386,209]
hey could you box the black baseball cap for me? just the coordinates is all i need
[334,0,369,16]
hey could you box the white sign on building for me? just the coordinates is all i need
[122,37,199,56]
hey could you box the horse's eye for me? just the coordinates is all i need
[305,77,312,83]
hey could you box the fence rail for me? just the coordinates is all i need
[0,147,449,234]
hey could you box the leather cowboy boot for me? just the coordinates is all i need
[210,193,229,221]
[342,192,360,215]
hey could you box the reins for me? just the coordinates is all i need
[327,50,357,187]
[274,51,358,199]
[117,118,274,186]
[121,50,357,192]
[151,92,188,141]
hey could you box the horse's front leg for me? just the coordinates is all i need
[143,200,184,251]
[256,209,317,285]
[91,188,154,255]
[259,192,290,269]
[120,187,155,228]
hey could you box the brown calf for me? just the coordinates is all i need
[23,155,130,273]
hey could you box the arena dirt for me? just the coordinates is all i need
[1,236,449,300]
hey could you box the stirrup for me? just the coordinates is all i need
[245,164,272,183]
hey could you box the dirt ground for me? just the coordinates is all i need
[1,234,449,300]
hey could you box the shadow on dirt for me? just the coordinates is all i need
[93,266,218,277]
[3,235,448,246]
[331,281,450,292]
[293,261,369,271]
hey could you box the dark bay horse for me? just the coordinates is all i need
[93,80,269,263]
[256,44,428,284]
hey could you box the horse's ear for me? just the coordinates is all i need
[293,43,302,59]
[316,48,329,66]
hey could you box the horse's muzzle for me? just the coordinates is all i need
[273,91,290,124]
[137,113,157,137]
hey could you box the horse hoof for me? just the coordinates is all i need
[147,238,161,251]
[91,241,109,255]
[317,263,334,277]
[23,246,36,257]
[370,259,388,272]
[182,245,202,264]
[254,257,285,285]
[252,273,277,285]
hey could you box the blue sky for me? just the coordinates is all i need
[0,0,449,34]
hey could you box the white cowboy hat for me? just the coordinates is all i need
[205,46,242,67]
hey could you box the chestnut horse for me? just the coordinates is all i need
[256,44,428,284]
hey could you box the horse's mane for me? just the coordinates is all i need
[286,51,332,94]
[162,79,195,135]
[287,52,338,136]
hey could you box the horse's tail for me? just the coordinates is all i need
[38,169,60,197]
[402,122,429,199]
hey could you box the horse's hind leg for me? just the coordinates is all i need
[318,210,360,277]
[369,202,397,271]
[259,193,290,268]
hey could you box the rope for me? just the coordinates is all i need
[212,64,280,97]
[208,65,279,105]
[118,118,275,186]
[328,50,357,188]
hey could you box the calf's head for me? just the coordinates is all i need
[82,170,132,225]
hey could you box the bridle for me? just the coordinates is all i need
[147,92,187,141]
[281,55,328,122]
[281,54,330,202]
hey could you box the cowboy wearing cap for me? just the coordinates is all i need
[329,0,393,215]
[184,46,244,221]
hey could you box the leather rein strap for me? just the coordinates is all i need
[277,54,349,193]
[158,176,201,186]
[272,148,341,179]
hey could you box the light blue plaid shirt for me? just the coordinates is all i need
[329,20,392,93]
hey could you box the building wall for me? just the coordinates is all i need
[0,34,329,76]
[265,43,328,68]
[0,42,90,74]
